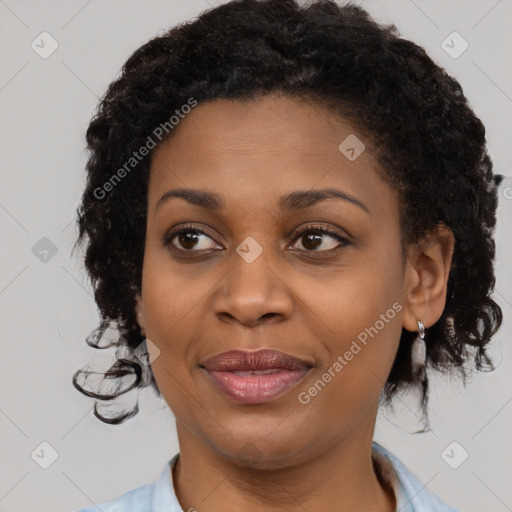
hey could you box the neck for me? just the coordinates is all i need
[171,403,396,512]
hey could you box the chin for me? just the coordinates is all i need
[213,434,312,470]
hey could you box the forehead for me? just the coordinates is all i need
[148,94,397,219]
[152,95,359,161]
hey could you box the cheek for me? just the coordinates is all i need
[296,305,403,440]
[302,245,404,336]
[297,240,404,399]
[139,248,221,378]
[141,245,206,333]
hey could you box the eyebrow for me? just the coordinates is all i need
[155,187,370,214]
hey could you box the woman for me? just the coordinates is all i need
[73,0,503,510]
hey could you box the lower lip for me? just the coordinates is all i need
[204,367,311,404]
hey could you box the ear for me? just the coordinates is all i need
[135,293,146,336]
[402,223,455,332]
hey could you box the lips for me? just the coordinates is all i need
[200,349,313,404]
[201,349,312,372]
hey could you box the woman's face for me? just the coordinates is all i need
[136,94,418,468]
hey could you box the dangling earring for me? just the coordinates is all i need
[411,319,427,384]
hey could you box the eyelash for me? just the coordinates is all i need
[163,223,351,255]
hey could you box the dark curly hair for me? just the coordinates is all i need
[72,0,503,426]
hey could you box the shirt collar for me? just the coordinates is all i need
[154,442,453,512]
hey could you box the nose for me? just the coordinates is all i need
[212,249,294,327]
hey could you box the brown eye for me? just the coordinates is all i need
[177,231,201,250]
[164,225,221,252]
[290,226,350,252]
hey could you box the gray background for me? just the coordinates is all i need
[0,0,511,511]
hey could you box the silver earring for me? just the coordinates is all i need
[411,320,427,382]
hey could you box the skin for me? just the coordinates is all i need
[135,93,455,512]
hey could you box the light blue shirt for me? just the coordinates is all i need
[76,442,459,511]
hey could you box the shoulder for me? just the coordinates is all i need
[75,483,153,512]
[75,455,180,512]
[372,442,461,512]
[77,484,155,512]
